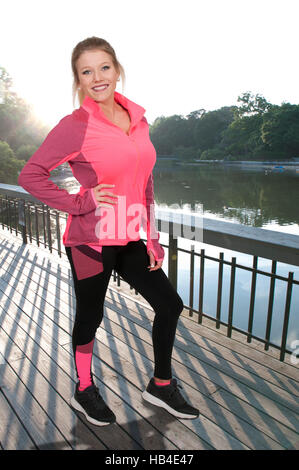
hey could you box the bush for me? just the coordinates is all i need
[0,140,26,184]
[15,144,38,161]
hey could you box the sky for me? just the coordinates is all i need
[1,0,299,128]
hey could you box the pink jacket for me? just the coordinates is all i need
[18,92,164,278]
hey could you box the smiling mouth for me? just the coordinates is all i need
[92,84,109,92]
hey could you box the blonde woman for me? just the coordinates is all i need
[18,36,199,426]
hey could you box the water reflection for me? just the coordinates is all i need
[53,163,299,232]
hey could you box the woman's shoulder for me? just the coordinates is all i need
[44,107,90,148]
[52,106,89,132]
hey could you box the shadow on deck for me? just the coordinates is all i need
[0,229,298,450]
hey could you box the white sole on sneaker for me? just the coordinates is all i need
[70,396,113,426]
[142,390,199,419]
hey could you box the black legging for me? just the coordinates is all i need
[65,239,184,380]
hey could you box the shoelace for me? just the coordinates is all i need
[84,385,106,410]
[168,381,186,404]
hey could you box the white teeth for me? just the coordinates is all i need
[93,85,108,91]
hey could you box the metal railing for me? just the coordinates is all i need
[0,191,298,362]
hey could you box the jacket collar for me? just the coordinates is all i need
[81,91,146,130]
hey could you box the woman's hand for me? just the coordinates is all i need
[147,249,163,271]
[92,183,118,207]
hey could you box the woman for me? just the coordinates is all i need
[18,36,199,426]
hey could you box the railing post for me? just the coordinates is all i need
[216,252,224,328]
[198,249,205,324]
[247,255,258,343]
[55,211,61,257]
[47,206,52,253]
[168,221,178,290]
[7,195,12,233]
[227,257,236,338]
[189,244,195,317]
[280,271,294,361]
[265,261,277,351]
[35,205,40,247]
[18,199,27,245]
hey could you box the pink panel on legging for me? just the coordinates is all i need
[75,339,95,391]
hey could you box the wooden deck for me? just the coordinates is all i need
[0,228,298,450]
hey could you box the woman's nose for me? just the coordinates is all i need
[94,71,102,81]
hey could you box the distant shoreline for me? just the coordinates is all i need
[172,160,299,168]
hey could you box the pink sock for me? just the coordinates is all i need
[154,379,171,386]
[75,339,95,391]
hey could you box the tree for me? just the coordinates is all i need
[194,106,236,151]
[261,103,299,158]
[234,91,273,119]
[0,141,25,184]
[15,144,38,161]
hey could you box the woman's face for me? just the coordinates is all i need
[76,49,120,102]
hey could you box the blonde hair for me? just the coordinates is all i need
[71,36,126,108]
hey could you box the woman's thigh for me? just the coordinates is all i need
[115,240,184,316]
[65,246,115,318]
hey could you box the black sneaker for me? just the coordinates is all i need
[142,378,199,419]
[70,382,116,426]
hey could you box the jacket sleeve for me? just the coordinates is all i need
[143,171,165,262]
[18,114,97,215]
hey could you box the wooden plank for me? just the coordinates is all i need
[1,243,298,406]
[99,306,299,409]
[90,332,249,449]
[0,302,172,450]
[0,258,243,448]
[0,330,142,450]
[63,342,232,450]
[98,319,299,431]
[0,293,179,450]
[75,338,290,450]
[3,251,292,437]
[0,278,70,347]
[0,242,299,436]
[0,385,36,450]
[1,233,298,450]
[94,320,299,444]
[0,360,72,450]
[97,310,299,449]
[209,388,299,450]
[1,235,298,387]
[179,312,298,378]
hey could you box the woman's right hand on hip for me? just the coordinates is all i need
[92,183,118,207]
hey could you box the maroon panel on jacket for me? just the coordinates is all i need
[70,245,104,280]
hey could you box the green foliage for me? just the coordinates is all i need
[0,66,51,184]
[15,144,39,161]
[0,140,25,184]
[200,147,224,160]
[149,91,299,161]
[234,91,273,119]
[261,103,299,157]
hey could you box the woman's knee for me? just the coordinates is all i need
[174,293,184,317]
[161,292,184,318]
[74,309,103,339]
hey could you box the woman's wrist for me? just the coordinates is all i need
[90,187,98,207]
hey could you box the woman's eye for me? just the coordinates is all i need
[82,66,110,75]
